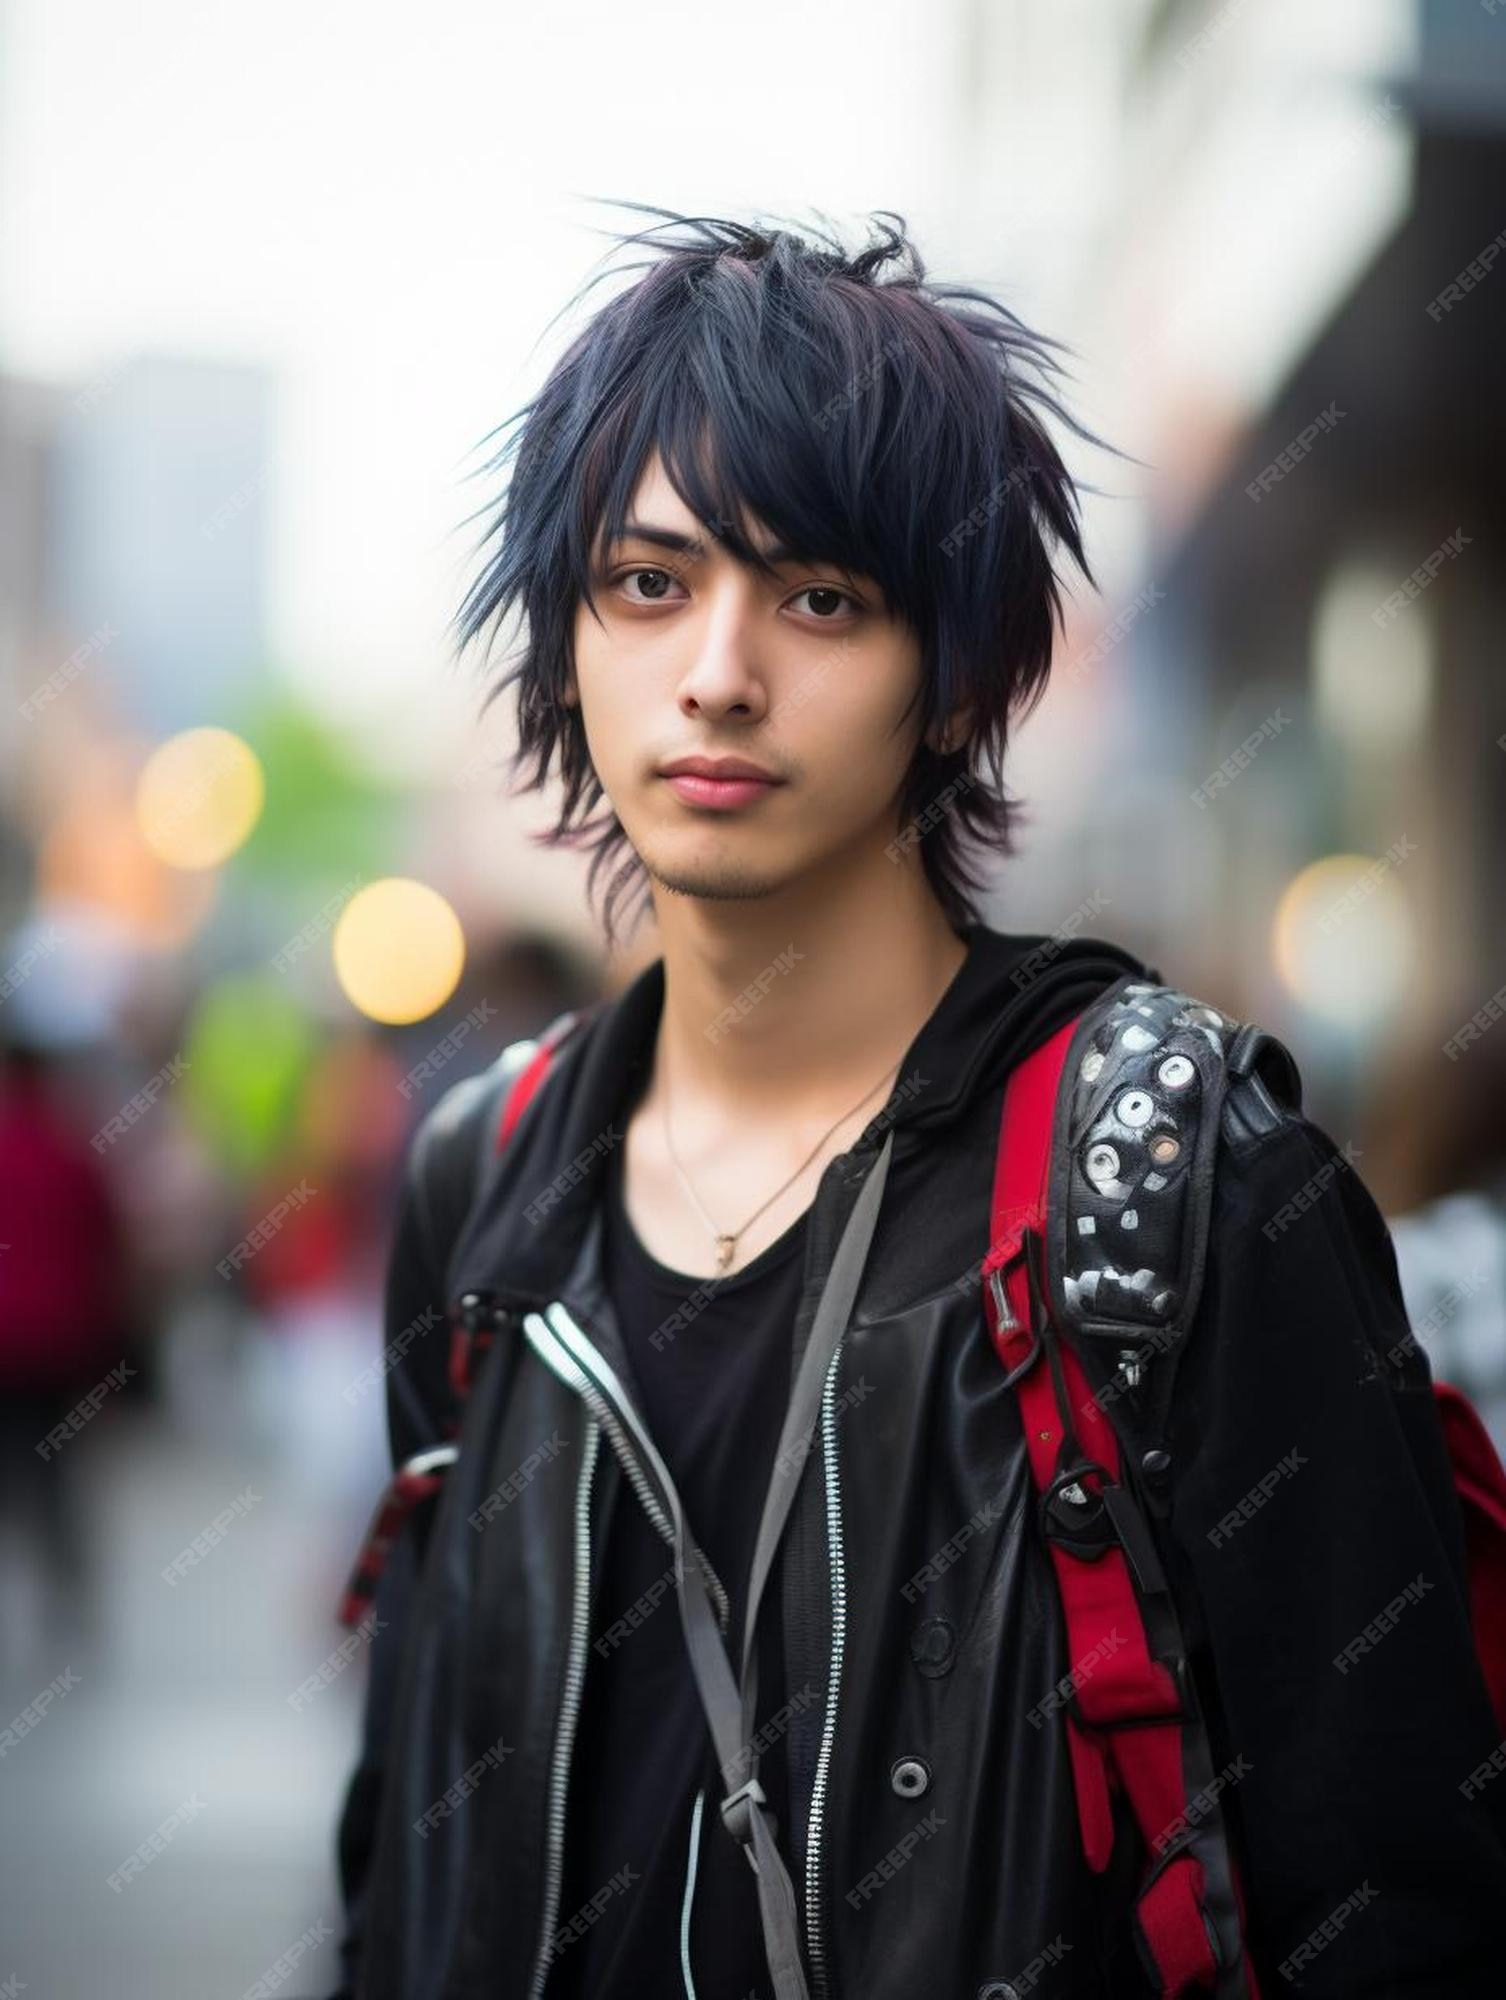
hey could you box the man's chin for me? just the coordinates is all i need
[640,853,786,904]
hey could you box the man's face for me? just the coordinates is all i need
[565,451,938,907]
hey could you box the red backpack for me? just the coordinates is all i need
[342,998,1506,1998]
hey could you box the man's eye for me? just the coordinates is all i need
[789,584,857,619]
[616,567,686,604]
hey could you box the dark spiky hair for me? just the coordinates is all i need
[450,200,1114,948]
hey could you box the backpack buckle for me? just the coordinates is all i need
[1039,1459,1116,1558]
[719,1775,768,1852]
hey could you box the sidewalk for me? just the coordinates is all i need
[0,1402,371,1999]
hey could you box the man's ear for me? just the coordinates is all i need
[928,699,974,756]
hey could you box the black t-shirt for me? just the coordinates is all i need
[548,1135,809,1999]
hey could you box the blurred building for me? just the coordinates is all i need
[944,0,1505,1194]
[47,352,274,737]
[0,369,55,910]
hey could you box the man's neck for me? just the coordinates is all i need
[645,863,970,1127]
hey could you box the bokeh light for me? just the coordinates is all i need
[1273,854,1414,1030]
[332,876,465,1025]
[136,726,266,869]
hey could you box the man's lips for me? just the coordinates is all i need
[659,770,782,810]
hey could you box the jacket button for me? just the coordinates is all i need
[910,1615,956,1677]
[890,1756,930,1799]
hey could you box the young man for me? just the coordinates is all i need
[331,209,1506,1998]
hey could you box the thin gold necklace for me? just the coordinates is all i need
[661,1055,902,1274]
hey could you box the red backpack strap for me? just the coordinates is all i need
[337,1446,457,1629]
[982,1017,1259,1999]
[1433,1378,1506,1736]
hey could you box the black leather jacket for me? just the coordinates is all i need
[333,924,1506,1998]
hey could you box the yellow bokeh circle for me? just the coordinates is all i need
[136,727,265,869]
[333,878,465,1025]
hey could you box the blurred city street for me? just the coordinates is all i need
[0,1393,362,1998]
[1,0,1505,1989]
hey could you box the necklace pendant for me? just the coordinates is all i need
[714,1233,736,1272]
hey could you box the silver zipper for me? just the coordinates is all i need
[524,1303,731,1631]
[527,1417,600,1998]
[679,1784,705,1998]
[803,1337,848,2000]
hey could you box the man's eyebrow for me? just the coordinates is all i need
[606,519,805,567]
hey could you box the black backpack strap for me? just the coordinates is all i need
[407,1026,554,1296]
[336,1012,579,1630]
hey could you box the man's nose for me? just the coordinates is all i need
[674,582,769,721]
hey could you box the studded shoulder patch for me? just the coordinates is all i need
[1047,979,1240,1365]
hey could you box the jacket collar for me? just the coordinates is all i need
[449,921,1150,1314]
